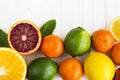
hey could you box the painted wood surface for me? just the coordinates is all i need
[0,0,120,80]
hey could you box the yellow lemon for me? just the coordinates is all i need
[109,17,120,41]
[84,51,115,80]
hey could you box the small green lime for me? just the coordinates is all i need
[64,27,91,57]
[27,57,57,80]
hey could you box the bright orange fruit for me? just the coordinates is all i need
[92,29,114,52]
[40,34,64,58]
[59,58,83,80]
[111,43,120,64]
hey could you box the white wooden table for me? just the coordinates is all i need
[0,0,120,80]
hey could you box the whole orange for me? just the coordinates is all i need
[92,29,114,52]
[40,34,64,58]
[111,43,120,64]
[59,58,83,80]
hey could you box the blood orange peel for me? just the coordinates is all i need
[8,20,42,55]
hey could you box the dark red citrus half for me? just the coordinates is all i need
[8,20,42,55]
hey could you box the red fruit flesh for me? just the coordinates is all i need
[115,68,120,80]
[10,23,39,53]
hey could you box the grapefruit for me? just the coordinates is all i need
[8,20,42,55]
[64,27,91,57]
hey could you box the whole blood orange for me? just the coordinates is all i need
[40,34,63,58]
[8,20,42,55]
[92,29,114,52]
[111,43,120,64]
[59,58,83,80]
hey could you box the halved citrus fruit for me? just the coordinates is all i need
[8,20,42,55]
[109,17,120,41]
[0,47,27,80]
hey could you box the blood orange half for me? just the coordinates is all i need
[8,20,42,55]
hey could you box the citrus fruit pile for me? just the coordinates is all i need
[0,17,120,80]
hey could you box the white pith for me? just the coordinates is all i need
[0,66,7,76]
[21,35,27,41]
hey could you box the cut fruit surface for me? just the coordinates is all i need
[109,17,120,41]
[8,20,42,55]
[0,48,27,80]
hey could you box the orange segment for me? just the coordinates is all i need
[109,17,120,41]
[0,48,27,80]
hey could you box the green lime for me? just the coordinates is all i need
[64,27,91,57]
[27,57,57,80]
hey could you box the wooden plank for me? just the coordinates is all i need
[0,0,17,32]
[61,0,82,39]
[116,0,120,16]
[83,0,94,34]
[16,0,61,36]
[93,0,106,30]
[83,0,106,34]
[106,0,117,28]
